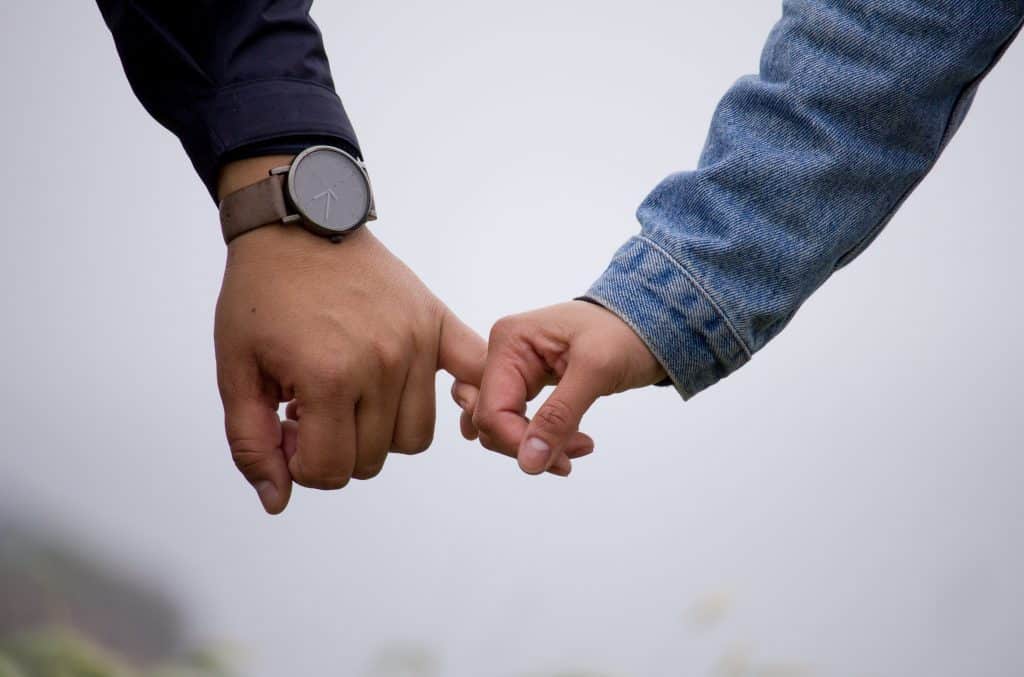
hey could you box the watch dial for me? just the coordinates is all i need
[290,148,370,232]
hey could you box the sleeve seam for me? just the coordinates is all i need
[211,76,343,98]
[216,130,360,157]
[635,234,753,360]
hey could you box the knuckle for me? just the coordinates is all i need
[368,337,404,372]
[352,461,385,481]
[295,470,350,491]
[229,446,266,476]
[314,476,351,490]
[477,431,499,453]
[393,429,434,454]
[304,357,353,398]
[290,455,350,490]
[488,315,520,343]
[535,398,576,432]
[472,410,500,436]
[293,348,327,376]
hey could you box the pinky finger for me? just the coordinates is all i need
[460,408,479,441]
[547,431,595,477]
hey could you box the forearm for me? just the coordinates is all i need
[587,0,1023,399]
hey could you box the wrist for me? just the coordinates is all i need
[572,300,668,387]
[225,221,377,273]
[217,155,295,202]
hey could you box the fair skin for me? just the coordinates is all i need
[215,156,584,514]
[453,301,667,475]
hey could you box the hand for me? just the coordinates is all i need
[453,301,667,475]
[215,157,485,514]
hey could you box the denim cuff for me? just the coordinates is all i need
[582,235,751,400]
[178,79,361,201]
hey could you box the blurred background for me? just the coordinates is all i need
[1,2,1021,675]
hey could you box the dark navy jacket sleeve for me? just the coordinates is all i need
[95,1,361,200]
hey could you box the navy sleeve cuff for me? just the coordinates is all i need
[178,79,361,201]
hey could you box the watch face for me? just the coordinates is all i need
[288,146,370,234]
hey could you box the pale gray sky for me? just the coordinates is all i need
[1,2,1022,676]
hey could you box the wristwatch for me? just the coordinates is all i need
[219,145,377,244]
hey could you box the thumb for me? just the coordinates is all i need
[220,381,293,515]
[438,309,487,386]
[518,362,603,475]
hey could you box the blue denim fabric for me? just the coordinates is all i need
[586,0,1023,400]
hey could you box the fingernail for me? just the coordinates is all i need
[255,481,278,510]
[521,437,551,473]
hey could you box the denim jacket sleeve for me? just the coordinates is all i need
[585,0,1023,399]
[95,1,360,200]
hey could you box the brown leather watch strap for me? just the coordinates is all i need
[218,174,290,244]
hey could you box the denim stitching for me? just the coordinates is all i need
[636,235,753,359]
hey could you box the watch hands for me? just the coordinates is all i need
[312,188,338,222]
